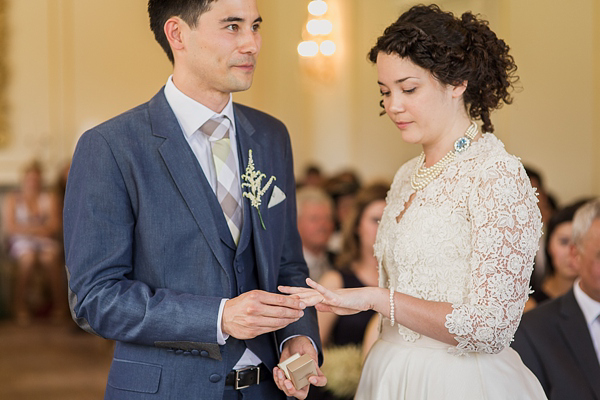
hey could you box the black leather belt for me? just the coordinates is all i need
[225,364,268,390]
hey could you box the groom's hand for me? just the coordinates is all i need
[222,290,306,339]
[273,336,327,399]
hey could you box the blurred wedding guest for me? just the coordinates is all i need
[308,183,389,400]
[324,171,361,253]
[325,171,361,227]
[513,198,600,400]
[1,161,65,325]
[525,166,557,226]
[525,199,588,311]
[525,165,558,293]
[297,187,335,281]
[299,164,325,189]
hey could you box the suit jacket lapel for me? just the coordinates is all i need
[148,89,235,274]
[558,290,600,399]
[234,105,271,290]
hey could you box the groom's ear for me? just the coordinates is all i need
[164,17,186,55]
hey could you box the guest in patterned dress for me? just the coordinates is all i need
[2,161,64,325]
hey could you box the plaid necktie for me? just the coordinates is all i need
[200,116,243,245]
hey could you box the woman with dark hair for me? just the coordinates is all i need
[525,200,588,311]
[319,183,388,346]
[307,183,388,400]
[281,4,546,399]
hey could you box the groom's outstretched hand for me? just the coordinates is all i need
[273,336,327,399]
[222,290,306,339]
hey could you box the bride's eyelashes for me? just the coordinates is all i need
[379,88,417,97]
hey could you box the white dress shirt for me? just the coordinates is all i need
[573,279,600,365]
[302,248,332,282]
[164,76,240,192]
[164,76,261,368]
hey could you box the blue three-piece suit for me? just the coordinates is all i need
[63,88,321,399]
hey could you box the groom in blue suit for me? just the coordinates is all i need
[63,0,325,399]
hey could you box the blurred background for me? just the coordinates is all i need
[0,0,598,398]
[0,0,598,201]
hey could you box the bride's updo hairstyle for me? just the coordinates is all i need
[369,4,518,133]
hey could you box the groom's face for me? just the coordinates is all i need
[182,0,262,96]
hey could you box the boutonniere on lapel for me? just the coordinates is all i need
[241,149,276,230]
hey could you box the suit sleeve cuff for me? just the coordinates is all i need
[217,298,229,345]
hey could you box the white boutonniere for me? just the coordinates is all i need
[241,149,276,229]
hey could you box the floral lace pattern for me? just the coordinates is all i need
[375,134,542,355]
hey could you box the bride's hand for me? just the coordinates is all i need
[279,278,373,316]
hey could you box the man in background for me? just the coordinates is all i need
[296,187,335,281]
[512,198,600,400]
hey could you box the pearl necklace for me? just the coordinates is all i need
[410,122,479,191]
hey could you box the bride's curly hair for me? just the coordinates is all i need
[369,4,518,133]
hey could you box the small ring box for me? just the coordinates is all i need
[277,353,317,390]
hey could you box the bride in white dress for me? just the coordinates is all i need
[281,4,548,399]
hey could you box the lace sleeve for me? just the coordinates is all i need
[444,156,542,355]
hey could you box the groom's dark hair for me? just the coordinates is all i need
[148,0,219,64]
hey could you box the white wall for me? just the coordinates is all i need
[0,0,598,204]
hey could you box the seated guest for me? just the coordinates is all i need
[308,183,389,400]
[299,164,325,189]
[525,166,557,227]
[512,198,600,400]
[525,166,557,294]
[297,187,335,281]
[324,172,361,253]
[525,200,588,311]
[1,161,64,325]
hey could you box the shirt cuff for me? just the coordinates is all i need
[279,335,318,354]
[217,298,229,345]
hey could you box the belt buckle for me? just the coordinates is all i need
[234,365,260,390]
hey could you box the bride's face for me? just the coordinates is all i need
[376,52,465,146]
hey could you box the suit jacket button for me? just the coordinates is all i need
[209,374,221,383]
[175,350,184,355]
[191,350,200,356]
[236,266,243,273]
[183,351,191,356]
[201,350,209,357]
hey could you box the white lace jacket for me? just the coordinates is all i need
[375,133,542,355]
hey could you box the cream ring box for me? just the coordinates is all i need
[277,353,317,390]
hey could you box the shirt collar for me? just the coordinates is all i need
[573,279,600,326]
[302,248,327,263]
[164,75,235,139]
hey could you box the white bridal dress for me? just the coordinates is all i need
[356,134,547,399]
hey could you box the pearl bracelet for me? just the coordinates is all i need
[389,286,395,327]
